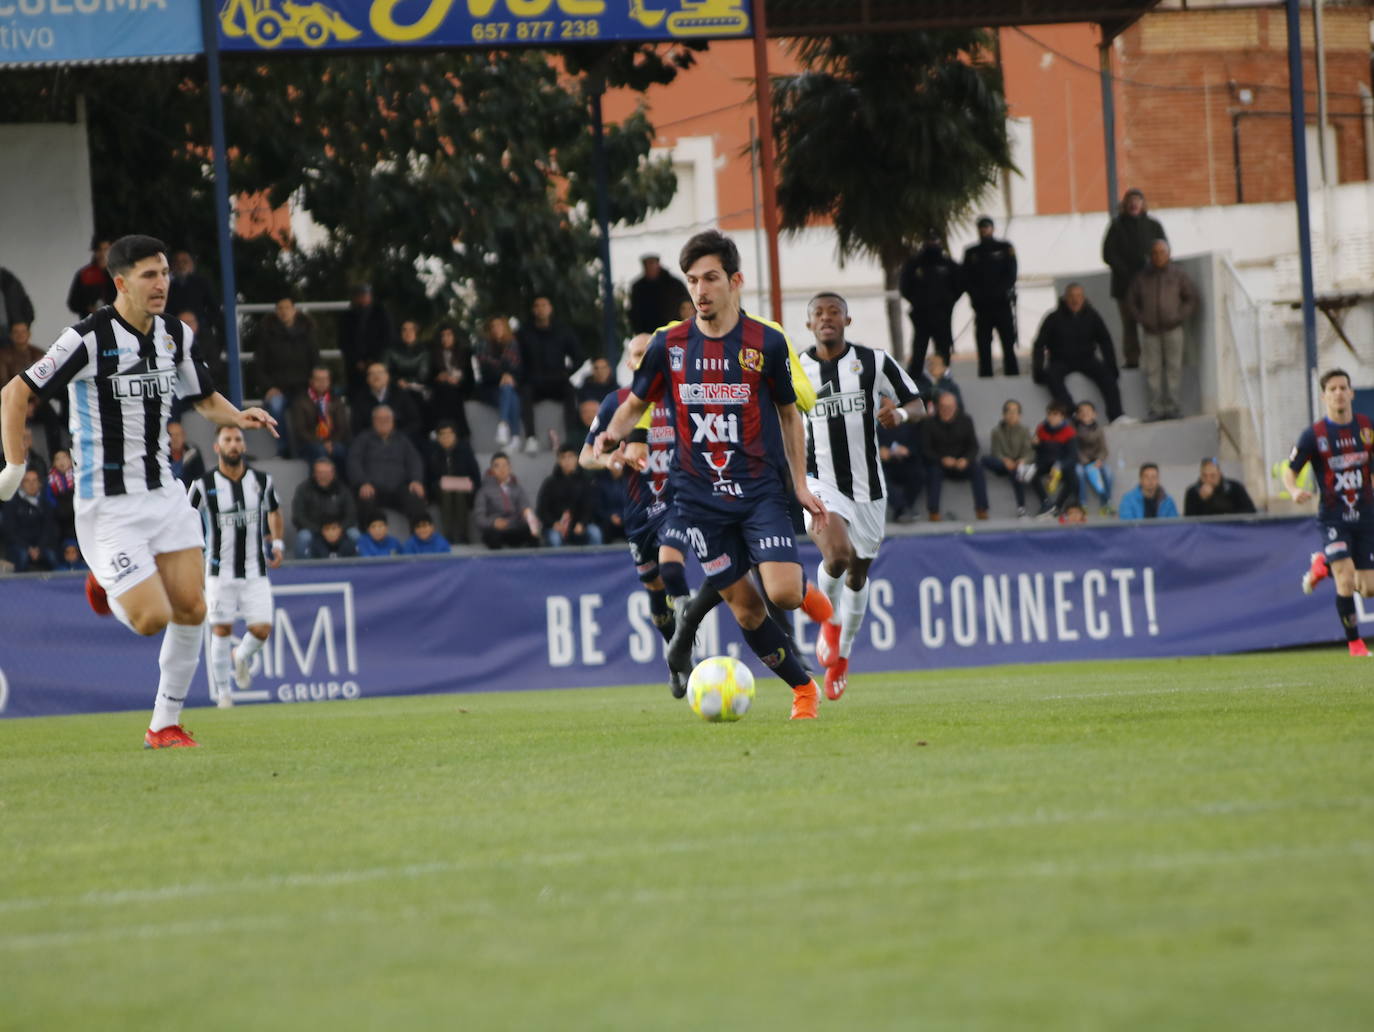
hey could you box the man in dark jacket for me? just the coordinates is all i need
[1031,283,1124,423]
[922,392,989,521]
[426,420,481,544]
[628,254,691,334]
[337,283,395,396]
[351,361,421,442]
[292,456,360,557]
[1184,459,1257,517]
[516,296,582,444]
[254,297,320,454]
[288,366,352,468]
[3,468,58,571]
[347,405,428,526]
[167,250,220,336]
[1102,188,1166,369]
[963,216,1019,378]
[899,230,962,377]
[0,265,35,340]
[536,445,603,546]
[66,235,116,317]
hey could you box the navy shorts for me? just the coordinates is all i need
[1319,517,1374,570]
[677,493,801,590]
[627,507,687,580]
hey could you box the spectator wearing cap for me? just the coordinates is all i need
[338,282,395,396]
[1102,188,1166,369]
[629,253,691,335]
[66,235,116,317]
[1184,458,1256,517]
[962,215,1019,378]
[898,228,962,378]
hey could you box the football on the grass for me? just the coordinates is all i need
[686,656,755,722]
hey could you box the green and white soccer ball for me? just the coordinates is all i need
[686,655,756,722]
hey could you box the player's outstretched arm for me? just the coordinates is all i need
[776,400,827,532]
[1281,464,1312,505]
[194,391,280,437]
[0,375,34,500]
[594,393,651,468]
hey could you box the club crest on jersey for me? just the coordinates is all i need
[1362,428,1373,446]
[161,333,176,354]
[850,359,862,374]
[1318,437,1331,453]
[32,356,56,381]
[739,347,763,373]
[668,346,685,371]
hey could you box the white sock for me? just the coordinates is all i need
[233,632,266,668]
[817,563,844,625]
[838,582,871,659]
[108,594,137,634]
[208,633,232,699]
[150,621,204,731]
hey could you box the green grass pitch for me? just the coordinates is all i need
[2,651,1371,1031]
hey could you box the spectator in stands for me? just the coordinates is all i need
[629,253,691,334]
[1060,502,1088,524]
[878,413,924,522]
[677,298,696,322]
[899,228,962,376]
[915,351,963,414]
[1074,401,1113,514]
[1031,401,1079,517]
[537,444,603,547]
[1126,240,1198,423]
[7,323,67,454]
[426,420,480,545]
[1118,462,1179,519]
[309,519,359,560]
[386,318,431,415]
[576,355,618,409]
[401,515,450,555]
[292,456,360,558]
[357,516,402,558]
[0,264,35,341]
[474,452,540,549]
[167,250,218,335]
[55,538,86,571]
[1031,282,1124,423]
[351,361,421,441]
[475,315,530,452]
[428,323,472,440]
[1102,188,1166,369]
[288,365,352,469]
[517,296,581,447]
[45,448,76,541]
[981,399,1035,517]
[19,425,47,480]
[0,321,43,389]
[590,463,628,543]
[963,216,1020,378]
[1184,458,1257,517]
[3,469,58,571]
[66,235,115,317]
[338,283,394,396]
[166,420,205,486]
[254,297,320,455]
[347,405,428,527]
[923,391,988,521]
[175,308,226,394]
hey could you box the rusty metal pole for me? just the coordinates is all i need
[750,0,783,324]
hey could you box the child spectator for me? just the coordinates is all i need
[46,448,77,540]
[55,538,87,571]
[357,516,402,557]
[401,515,451,555]
[1119,462,1179,519]
[426,420,480,544]
[1032,401,1079,517]
[309,519,359,560]
[1059,502,1088,524]
[1074,400,1114,514]
[981,399,1035,517]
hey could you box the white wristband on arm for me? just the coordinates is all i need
[272,539,284,553]
[0,463,24,502]
[897,406,909,423]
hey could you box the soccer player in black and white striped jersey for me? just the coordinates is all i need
[0,235,277,748]
[187,426,284,707]
[798,293,924,701]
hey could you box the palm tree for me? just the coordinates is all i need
[771,31,1015,357]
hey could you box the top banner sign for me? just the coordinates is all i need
[216,0,753,53]
[0,1,202,68]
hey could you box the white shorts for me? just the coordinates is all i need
[206,576,275,627]
[803,478,887,560]
[75,485,204,599]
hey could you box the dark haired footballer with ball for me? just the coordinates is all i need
[1286,368,1374,656]
[0,234,277,748]
[596,230,829,719]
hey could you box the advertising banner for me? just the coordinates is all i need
[0,1,203,68]
[0,518,1351,719]
[215,0,753,54]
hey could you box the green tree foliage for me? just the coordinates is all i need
[770,32,1015,355]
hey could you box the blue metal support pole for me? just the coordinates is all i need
[199,0,243,406]
[1098,38,1119,213]
[1285,0,1318,423]
[590,83,619,366]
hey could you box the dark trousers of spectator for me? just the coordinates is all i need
[358,486,428,527]
[523,376,580,445]
[437,490,473,544]
[973,301,1019,378]
[907,308,953,376]
[883,458,924,518]
[428,382,472,440]
[482,523,538,549]
[1032,461,1079,513]
[1044,360,1124,422]
[1115,298,1140,367]
[980,454,1027,510]
[926,461,989,515]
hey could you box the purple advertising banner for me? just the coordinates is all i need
[0,517,1351,719]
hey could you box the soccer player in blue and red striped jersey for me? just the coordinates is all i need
[1285,368,1374,656]
[597,231,829,719]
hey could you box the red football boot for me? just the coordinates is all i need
[1349,639,1370,658]
[824,657,848,701]
[1301,552,1330,595]
[144,725,199,749]
[85,571,111,616]
[789,681,819,720]
[816,621,841,670]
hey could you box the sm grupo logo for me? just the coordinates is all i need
[218,582,361,705]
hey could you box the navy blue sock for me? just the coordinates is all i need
[1337,594,1359,641]
[659,561,689,599]
[741,616,811,688]
[647,588,673,640]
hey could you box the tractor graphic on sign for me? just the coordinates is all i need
[219,0,362,49]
